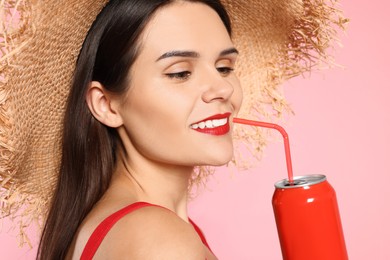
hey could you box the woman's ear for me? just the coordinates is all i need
[86,81,123,128]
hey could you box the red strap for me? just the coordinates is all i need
[80,201,210,260]
[189,218,211,250]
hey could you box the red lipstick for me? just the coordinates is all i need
[190,112,231,136]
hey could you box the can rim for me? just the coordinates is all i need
[274,174,326,189]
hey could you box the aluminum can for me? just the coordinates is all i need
[272,174,348,260]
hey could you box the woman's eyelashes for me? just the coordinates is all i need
[165,71,191,80]
[165,67,234,81]
[217,66,234,76]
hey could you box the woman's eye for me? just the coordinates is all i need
[217,67,234,76]
[165,71,191,80]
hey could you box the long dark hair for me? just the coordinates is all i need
[37,0,231,259]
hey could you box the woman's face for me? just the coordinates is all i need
[117,1,242,167]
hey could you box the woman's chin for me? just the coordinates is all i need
[202,152,233,167]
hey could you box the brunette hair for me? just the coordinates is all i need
[37,0,231,259]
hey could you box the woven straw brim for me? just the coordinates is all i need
[0,0,347,245]
[1,0,109,245]
[222,0,347,163]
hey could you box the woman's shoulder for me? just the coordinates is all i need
[95,203,206,259]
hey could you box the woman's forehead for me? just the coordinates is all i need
[138,2,233,57]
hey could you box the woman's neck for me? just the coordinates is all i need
[110,148,194,221]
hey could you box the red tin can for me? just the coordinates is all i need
[272,174,348,260]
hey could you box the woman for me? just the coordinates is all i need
[39,0,240,259]
[0,0,345,259]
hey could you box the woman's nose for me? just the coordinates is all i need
[201,70,234,103]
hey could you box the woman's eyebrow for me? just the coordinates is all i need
[220,47,239,56]
[156,50,199,61]
[155,47,238,62]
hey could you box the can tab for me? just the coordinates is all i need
[284,179,308,186]
[275,174,326,189]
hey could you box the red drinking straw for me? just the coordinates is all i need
[233,118,294,183]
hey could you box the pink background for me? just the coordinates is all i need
[1,1,389,259]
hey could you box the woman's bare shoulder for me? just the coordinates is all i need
[93,205,207,259]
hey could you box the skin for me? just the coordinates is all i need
[67,1,242,259]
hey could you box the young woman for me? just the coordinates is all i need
[38,0,240,259]
[0,0,345,259]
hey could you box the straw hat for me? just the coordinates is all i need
[0,0,346,244]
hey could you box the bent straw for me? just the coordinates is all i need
[233,118,294,183]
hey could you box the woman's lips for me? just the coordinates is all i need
[190,113,231,136]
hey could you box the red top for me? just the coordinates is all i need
[80,201,211,259]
